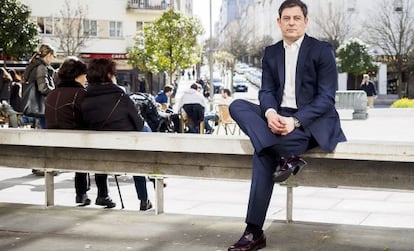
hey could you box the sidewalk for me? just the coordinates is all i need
[1,203,414,251]
[1,80,414,249]
[1,165,414,229]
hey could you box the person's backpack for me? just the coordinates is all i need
[129,92,162,132]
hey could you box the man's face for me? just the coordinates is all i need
[277,6,308,44]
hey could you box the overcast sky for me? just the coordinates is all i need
[193,0,222,38]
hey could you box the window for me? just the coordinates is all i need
[37,17,53,35]
[136,21,144,32]
[83,19,97,36]
[109,21,123,38]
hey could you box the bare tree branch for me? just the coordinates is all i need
[312,1,355,50]
[53,0,89,56]
[365,0,414,96]
[366,0,414,59]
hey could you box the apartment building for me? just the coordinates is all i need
[19,0,192,92]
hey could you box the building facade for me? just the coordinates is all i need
[20,0,192,93]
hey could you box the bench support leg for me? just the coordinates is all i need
[45,171,54,207]
[286,185,293,223]
[154,177,164,215]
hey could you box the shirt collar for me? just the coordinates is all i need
[283,36,305,50]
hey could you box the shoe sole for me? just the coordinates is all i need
[95,203,116,208]
[293,162,307,175]
[273,169,293,183]
[78,202,91,207]
[228,241,266,251]
[77,199,91,207]
[257,243,266,250]
[140,206,153,211]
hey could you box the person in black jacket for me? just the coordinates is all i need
[0,67,18,127]
[81,58,152,210]
[23,43,56,129]
[360,74,377,108]
[8,69,23,113]
[44,56,96,206]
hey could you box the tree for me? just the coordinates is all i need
[337,38,377,89]
[53,0,89,56]
[129,9,203,85]
[127,31,156,90]
[221,21,249,62]
[365,0,414,97]
[248,35,274,67]
[0,0,39,63]
[214,50,235,87]
[312,1,354,51]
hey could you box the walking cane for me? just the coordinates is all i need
[114,175,125,209]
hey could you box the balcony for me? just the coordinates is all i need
[127,0,170,10]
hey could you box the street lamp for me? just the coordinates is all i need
[209,0,214,97]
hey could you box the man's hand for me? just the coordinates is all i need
[266,110,287,135]
[266,110,296,135]
[280,116,295,135]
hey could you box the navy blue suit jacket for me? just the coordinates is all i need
[259,34,346,152]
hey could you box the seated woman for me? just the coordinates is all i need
[44,56,97,206]
[81,58,152,211]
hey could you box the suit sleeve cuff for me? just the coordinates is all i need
[265,108,277,118]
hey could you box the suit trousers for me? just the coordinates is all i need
[75,173,109,198]
[95,173,109,198]
[229,99,315,228]
[133,176,148,201]
[74,172,90,195]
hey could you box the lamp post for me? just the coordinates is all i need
[209,0,214,97]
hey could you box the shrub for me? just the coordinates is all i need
[391,98,414,108]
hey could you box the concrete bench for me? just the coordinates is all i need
[0,128,413,222]
[335,90,368,119]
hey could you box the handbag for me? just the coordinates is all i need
[21,82,45,118]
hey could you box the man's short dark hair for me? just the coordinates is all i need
[279,0,308,18]
[164,85,173,93]
[222,88,231,97]
[58,56,87,81]
[190,83,198,90]
[87,58,116,85]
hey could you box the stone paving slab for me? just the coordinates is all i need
[1,203,414,251]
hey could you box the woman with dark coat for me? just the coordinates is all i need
[44,56,98,207]
[81,58,152,211]
[23,43,56,129]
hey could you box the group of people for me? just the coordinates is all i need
[19,44,153,211]
[0,68,20,128]
[3,0,385,249]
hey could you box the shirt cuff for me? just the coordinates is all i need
[265,108,277,118]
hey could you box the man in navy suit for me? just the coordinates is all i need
[228,0,346,250]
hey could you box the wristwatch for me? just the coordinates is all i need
[293,117,301,128]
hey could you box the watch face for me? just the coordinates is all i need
[294,118,300,127]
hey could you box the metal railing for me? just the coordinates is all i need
[127,0,169,10]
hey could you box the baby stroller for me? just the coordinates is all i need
[129,92,174,133]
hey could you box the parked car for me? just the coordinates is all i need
[232,75,249,92]
[235,63,250,75]
[212,76,223,94]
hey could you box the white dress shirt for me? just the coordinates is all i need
[280,36,304,109]
[265,36,304,118]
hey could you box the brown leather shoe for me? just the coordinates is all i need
[228,231,266,251]
[273,155,307,183]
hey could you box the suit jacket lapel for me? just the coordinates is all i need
[296,35,311,103]
[276,43,285,93]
